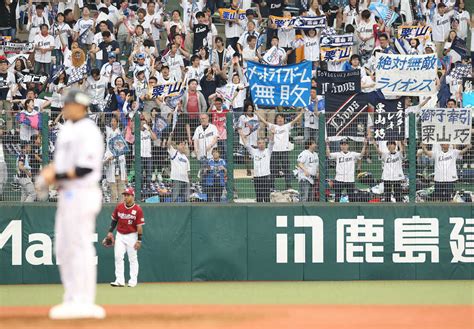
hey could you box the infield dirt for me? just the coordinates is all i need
[1,305,473,329]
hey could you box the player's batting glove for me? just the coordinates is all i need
[102,235,114,248]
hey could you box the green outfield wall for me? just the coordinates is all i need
[0,204,473,284]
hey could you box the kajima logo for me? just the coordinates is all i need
[276,216,474,264]
[0,220,98,266]
[276,216,324,264]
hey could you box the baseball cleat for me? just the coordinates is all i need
[128,283,137,288]
[49,303,106,320]
[110,281,125,287]
[88,304,106,319]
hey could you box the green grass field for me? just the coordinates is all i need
[1,281,473,307]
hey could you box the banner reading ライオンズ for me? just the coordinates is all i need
[246,61,312,107]
[375,53,437,96]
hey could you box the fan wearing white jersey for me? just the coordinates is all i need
[372,139,405,202]
[243,135,274,203]
[37,90,106,320]
[257,110,304,191]
[297,140,319,202]
[326,138,367,202]
[421,143,471,202]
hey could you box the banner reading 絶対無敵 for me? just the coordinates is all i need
[316,69,361,95]
[376,53,437,96]
[246,61,312,107]
[420,108,472,145]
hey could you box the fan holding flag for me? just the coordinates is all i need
[18,99,42,144]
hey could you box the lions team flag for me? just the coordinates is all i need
[246,61,312,107]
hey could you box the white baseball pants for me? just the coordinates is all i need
[114,232,139,286]
[55,187,102,305]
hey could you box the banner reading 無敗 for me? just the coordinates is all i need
[376,53,437,96]
[246,61,312,107]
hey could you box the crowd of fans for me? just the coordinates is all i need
[0,0,472,203]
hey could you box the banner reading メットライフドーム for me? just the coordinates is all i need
[246,61,312,107]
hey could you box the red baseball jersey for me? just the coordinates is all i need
[112,203,145,234]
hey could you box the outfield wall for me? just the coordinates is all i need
[0,204,473,284]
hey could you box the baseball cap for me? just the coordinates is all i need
[245,9,255,16]
[108,52,116,58]
[424,42,435,51]
[63,89,90,107]
[122,187,135,196]
[339,138,349,145]
[0,56,8,64]
[136,53,145,59]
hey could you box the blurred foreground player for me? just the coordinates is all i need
[37,90,105,319]
[103,187,144,287]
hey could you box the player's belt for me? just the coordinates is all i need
[57,183,101,191]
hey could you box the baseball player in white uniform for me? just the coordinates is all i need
[37,90,105,320]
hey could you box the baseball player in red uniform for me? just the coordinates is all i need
[104,187,144,287]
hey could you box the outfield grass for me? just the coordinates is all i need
[0,281,473,306]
